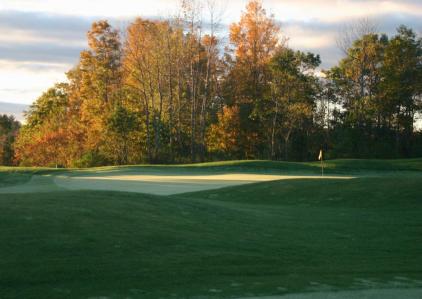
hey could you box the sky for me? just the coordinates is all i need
[0,0,421,105]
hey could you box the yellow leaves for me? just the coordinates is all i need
[229,23,242,44]
[288,102,313,120]
[87,20,120,54]
[202,34,217,47]
[207,106,241,153]
[124,18,178,89]
[229,0,280,65]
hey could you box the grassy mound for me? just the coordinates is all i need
[84,158,422,174]
[319,158,422,172]
[0,167,62,187]
[0,172,32,187]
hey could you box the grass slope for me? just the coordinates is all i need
[0,160,421,298]
[0,172,32,187]
[0,167,61,187]
[71,157,422,174]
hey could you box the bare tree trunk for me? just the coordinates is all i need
[284,130,292,161]
[177,66,183,153]
[157,59,164,161]
[199,44,211,162]
[147,68,159,161]
[166,29,175,161]
[143,93,152,163]
[183,0,202,163]
[190,54,196,162]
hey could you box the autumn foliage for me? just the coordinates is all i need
[13,1,422,166]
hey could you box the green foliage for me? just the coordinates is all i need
[71,151,110,168]
[107,105,137,135]
[0,115,20,165]
[25,83,68,129]
[104,105,139,164]
[327,26,422,159]
[267,48,321,160]
[14,84,70,167]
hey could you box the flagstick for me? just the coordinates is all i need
[321,157,324,177]
[318,149,324,177]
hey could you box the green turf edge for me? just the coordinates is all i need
[1,158,422,175]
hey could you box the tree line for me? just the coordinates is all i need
[0,115,20,165]
[9,0,422,167]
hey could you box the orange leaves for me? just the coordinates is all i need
[207,106,241,155]
[229,0,280,66]
[14,125,69,167]
[202,34,218,48]
[227,0,282,107]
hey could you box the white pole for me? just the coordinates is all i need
[320,150,324,177]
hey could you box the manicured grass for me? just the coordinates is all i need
[0,164,421,298]
[0,172,32,187]
[0,167,62,187]
[2,158,422,179]
[180,176,422,207]
[316,158,422,172]
[83,157,422,174]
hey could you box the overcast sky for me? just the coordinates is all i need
[0,0,421,105]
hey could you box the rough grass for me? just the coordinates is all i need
[0,159,421,298]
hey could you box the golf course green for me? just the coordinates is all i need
[0,159,421,298]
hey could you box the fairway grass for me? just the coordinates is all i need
[0,160,421,298]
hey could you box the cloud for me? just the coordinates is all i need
[0,11,135,68]
[0,10,145,104]
[0,0,179,18]
[265,0,422,23]
[0,101,29,122]
[1,3,421,67]
[0,11,92,66]
[0,11,159,65]
[281,12,422,69]
[0,10,94,41]
[0,60,67,104]
[0,41,83,65]
[0,1,421,105]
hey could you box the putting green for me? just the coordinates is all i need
[0,171,354,195]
